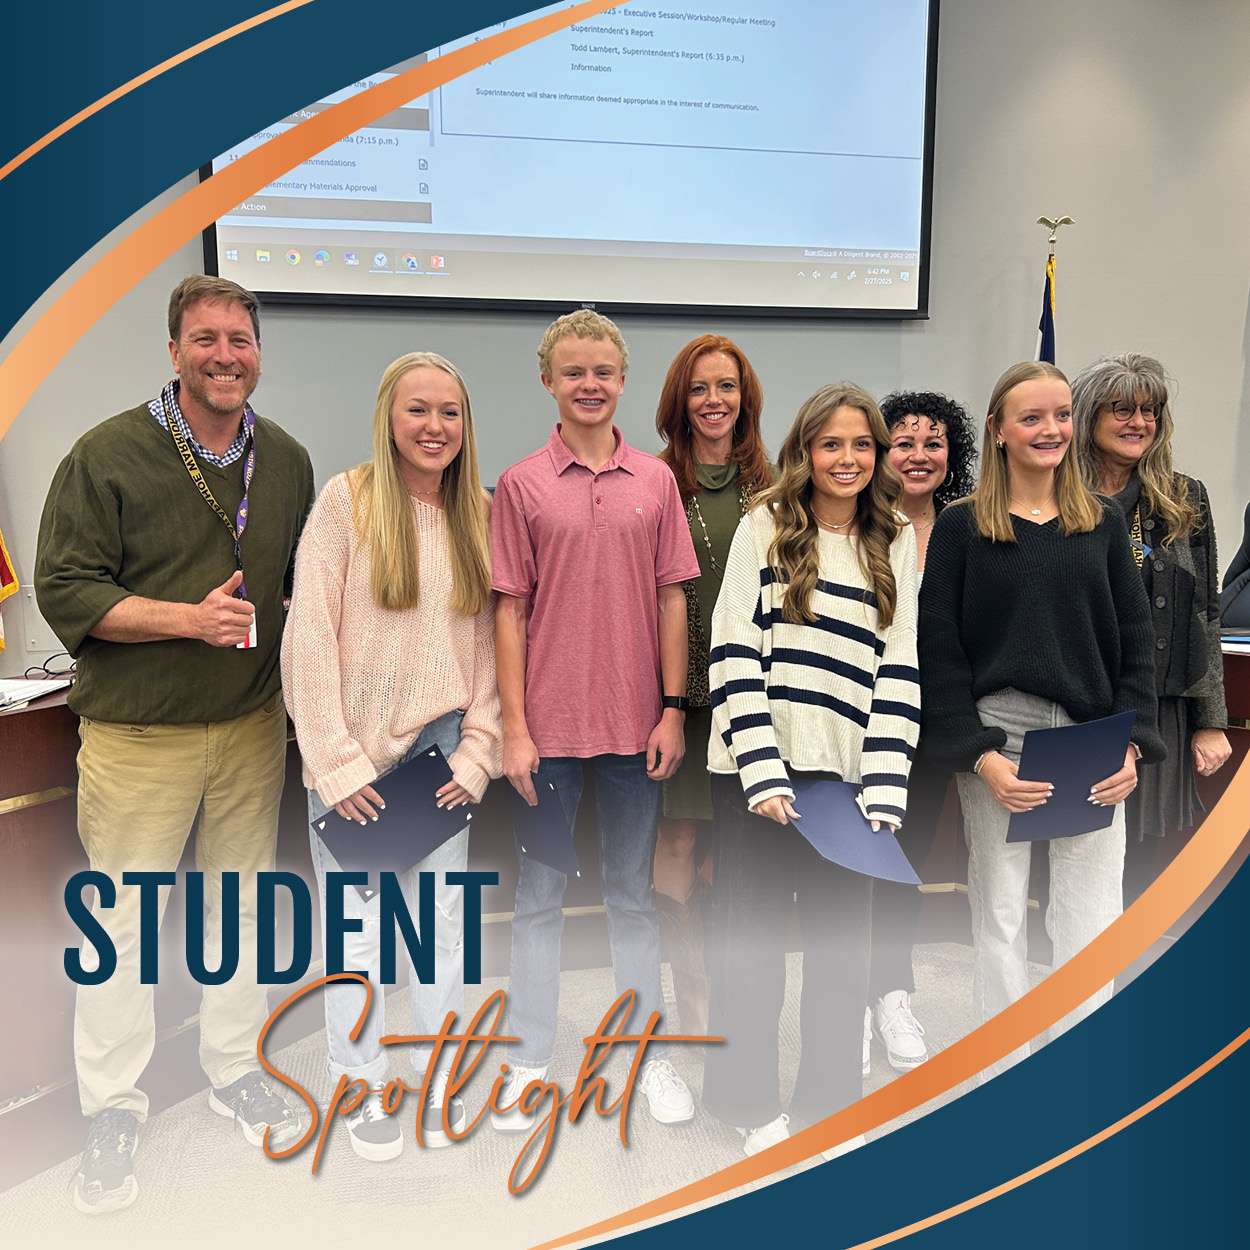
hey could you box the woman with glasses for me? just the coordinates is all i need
[1071,353,1230,898]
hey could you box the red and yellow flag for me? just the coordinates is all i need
[0,524,17,652]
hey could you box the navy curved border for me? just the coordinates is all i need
[620,851,1250,1249]
[3,4,1248,1245]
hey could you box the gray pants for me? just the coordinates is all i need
[956,689,1124,1083]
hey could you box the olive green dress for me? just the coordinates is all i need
[663,461,752,820]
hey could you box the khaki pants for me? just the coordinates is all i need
[74,692,287,1120]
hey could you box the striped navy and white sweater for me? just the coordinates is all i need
[707,504,920,824]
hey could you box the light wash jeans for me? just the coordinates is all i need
[308,711,470,1086]
[956,689,1125,1083]
[506,753,665,1068]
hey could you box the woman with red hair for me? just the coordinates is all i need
[653,334,774,1034]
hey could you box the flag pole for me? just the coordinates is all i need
[1035,215,1073,364]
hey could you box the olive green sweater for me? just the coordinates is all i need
[35,404,314,723]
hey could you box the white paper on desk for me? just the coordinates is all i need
[0,677,72,708]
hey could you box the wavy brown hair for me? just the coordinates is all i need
[974,361,1101,542]
[655,335,773,502]
[1070,352,1200,546]
[756,382,903,627]
[349,352,492,615]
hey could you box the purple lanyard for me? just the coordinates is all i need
[233,413,256,598]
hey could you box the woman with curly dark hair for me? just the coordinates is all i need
[863,391,977,1077]
[880,390,979,571]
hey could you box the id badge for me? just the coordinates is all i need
[236,615,258,650]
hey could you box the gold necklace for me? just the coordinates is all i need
[1010,490,1055,517]
[687,481,753,574]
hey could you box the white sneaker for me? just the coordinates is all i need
[873,991,928,1070]
[490,1063,549,1134]
[637,1058,694,1125]
[863,1005,872,1076]
[345,1086,402,1161]
[423,1066,467,1148]
[822,1132,867,1162]
[736,1113,789,1157]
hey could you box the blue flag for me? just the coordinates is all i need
[1037,252,1056,364]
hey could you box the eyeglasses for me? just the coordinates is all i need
[1108,402,1158,423]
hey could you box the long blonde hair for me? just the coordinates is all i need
[1070,352,1200,546]
[973,361,1101,542]
[349,352,492,614]
[757,382,903,628]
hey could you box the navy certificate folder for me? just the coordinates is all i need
[509,779,581,879]
[310,743,472,899]
[789,776,921,885]
[1006,710,1137,843]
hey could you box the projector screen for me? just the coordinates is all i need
[204,1,938,318]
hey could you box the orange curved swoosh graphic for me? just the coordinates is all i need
[529,754,1250,1250]
[0,0,317,184]
[846,1021,1250,1249]
[0,0,626,444]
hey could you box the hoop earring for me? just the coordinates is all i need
[996,440,1005,449]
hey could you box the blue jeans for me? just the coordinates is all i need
[506,754,665,1068]
[307,711,470,1086]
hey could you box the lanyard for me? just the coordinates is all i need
[161,383,256,599]
[1129,503,1149,568]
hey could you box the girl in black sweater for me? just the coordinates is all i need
[918,361,1164,1081]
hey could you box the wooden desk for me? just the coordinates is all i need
[0,690,81,1109]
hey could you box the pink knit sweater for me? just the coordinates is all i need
[281,471,502,806]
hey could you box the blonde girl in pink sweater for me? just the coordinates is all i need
[282,352,501,1161]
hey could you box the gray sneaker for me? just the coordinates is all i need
[346,1086,403,1161]
[208,1070,302,1149]
[73,1109,139,1215]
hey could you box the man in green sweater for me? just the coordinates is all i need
[34,275,315,1215]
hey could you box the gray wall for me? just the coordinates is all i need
[3,0,1250,672]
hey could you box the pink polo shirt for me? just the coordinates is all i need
[491,424,699,757]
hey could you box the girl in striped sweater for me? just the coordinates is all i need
[703,382,920,1157]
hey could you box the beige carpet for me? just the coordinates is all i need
[0,943,1047,1250]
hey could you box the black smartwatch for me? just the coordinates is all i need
[662,695,689,712]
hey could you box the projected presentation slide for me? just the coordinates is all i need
[207,1,935,316]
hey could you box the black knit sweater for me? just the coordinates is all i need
[918,499,1165,769]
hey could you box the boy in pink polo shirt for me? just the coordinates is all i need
[489,310,700,1130]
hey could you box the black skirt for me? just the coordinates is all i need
[1126,695,1202,840]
